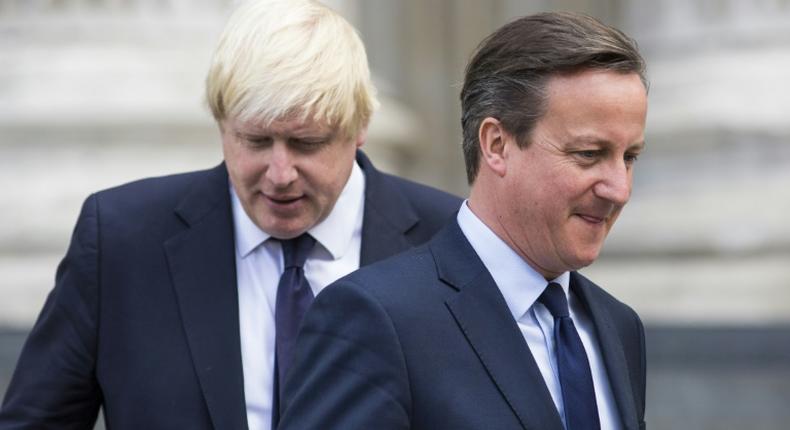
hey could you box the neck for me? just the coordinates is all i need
[468,180,561,281]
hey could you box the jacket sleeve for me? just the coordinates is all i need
[0,195,102,429]
[278,279,412,430]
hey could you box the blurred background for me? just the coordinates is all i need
[1,0,789,429]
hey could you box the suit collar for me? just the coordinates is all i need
[161,154,439,430]
[571,272,641,430]
[162,153,423,430]
[357,151,420,265]
[166,163,250,430]
[434,220,641,429]
[173,163,229,227]
[433,221,565,430]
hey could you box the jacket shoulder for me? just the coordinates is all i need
[88,164,227,238]
[333,244,443,312]
[95,166,220,210]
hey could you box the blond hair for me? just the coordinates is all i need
[206,0,378,138]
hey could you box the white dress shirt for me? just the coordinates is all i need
[231,162,365,430]
[456,201,621,430]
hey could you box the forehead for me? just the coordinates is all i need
[539,69,647,145]
[544,70,646,112]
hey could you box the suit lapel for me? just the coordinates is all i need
[356,152,419,265]
[164,164,249,430]
[434,222,564,430]
[571,273,639,430]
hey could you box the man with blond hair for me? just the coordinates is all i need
[0,1,459,429]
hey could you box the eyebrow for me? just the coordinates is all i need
[290,132,335,141]
[235,131,267,140]
[631,140,647,151]
[567,135,647,150]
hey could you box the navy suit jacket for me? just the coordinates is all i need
[0,152,461,430]
[280,220,646,430]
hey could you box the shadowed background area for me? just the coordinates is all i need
[1,0,789,429]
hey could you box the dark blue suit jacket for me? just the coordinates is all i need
[280,220,646,430]
[0,152,461,430]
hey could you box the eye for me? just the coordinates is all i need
[289,138,327,152]
[241,135,273,148]
[624,152,640,166]
[572,150,601,164]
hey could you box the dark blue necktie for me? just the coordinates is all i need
[272,233,316,426]
[538,282,601,430]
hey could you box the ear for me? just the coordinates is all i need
[354,126,368,149]
[478,117,508,177]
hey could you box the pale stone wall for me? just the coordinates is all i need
[1,1,789,428]
[2,0,789,326]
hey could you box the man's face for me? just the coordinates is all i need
[495,69,647,278]
[221,116,362,239]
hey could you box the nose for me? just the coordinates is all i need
[593,162,631,206]
[264,142,298,187]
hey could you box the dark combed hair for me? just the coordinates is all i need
[460,12,647,183]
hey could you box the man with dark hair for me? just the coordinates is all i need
[280,12,648,430]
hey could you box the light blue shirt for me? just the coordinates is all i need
[456,201,622,430]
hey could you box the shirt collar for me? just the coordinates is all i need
[307,161,365,260]
[456,201,570,321]
[231,160,366,260]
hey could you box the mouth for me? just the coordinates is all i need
[262,193,305,209]
[575,213,607,225]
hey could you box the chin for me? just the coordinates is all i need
[570,250,601,270]
[257,220,310,240]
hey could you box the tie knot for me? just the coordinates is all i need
[280,234,315,269]
[538,282,570,318]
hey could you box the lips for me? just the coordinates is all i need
[266,195,302,204]
[262,193,305,211]
[576,213,607,224]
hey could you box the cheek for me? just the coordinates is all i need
[229,158,267,193]
[527,180,564,212]
[557,175,594,203]
[298,162,339,202]
[320,149,356,188]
